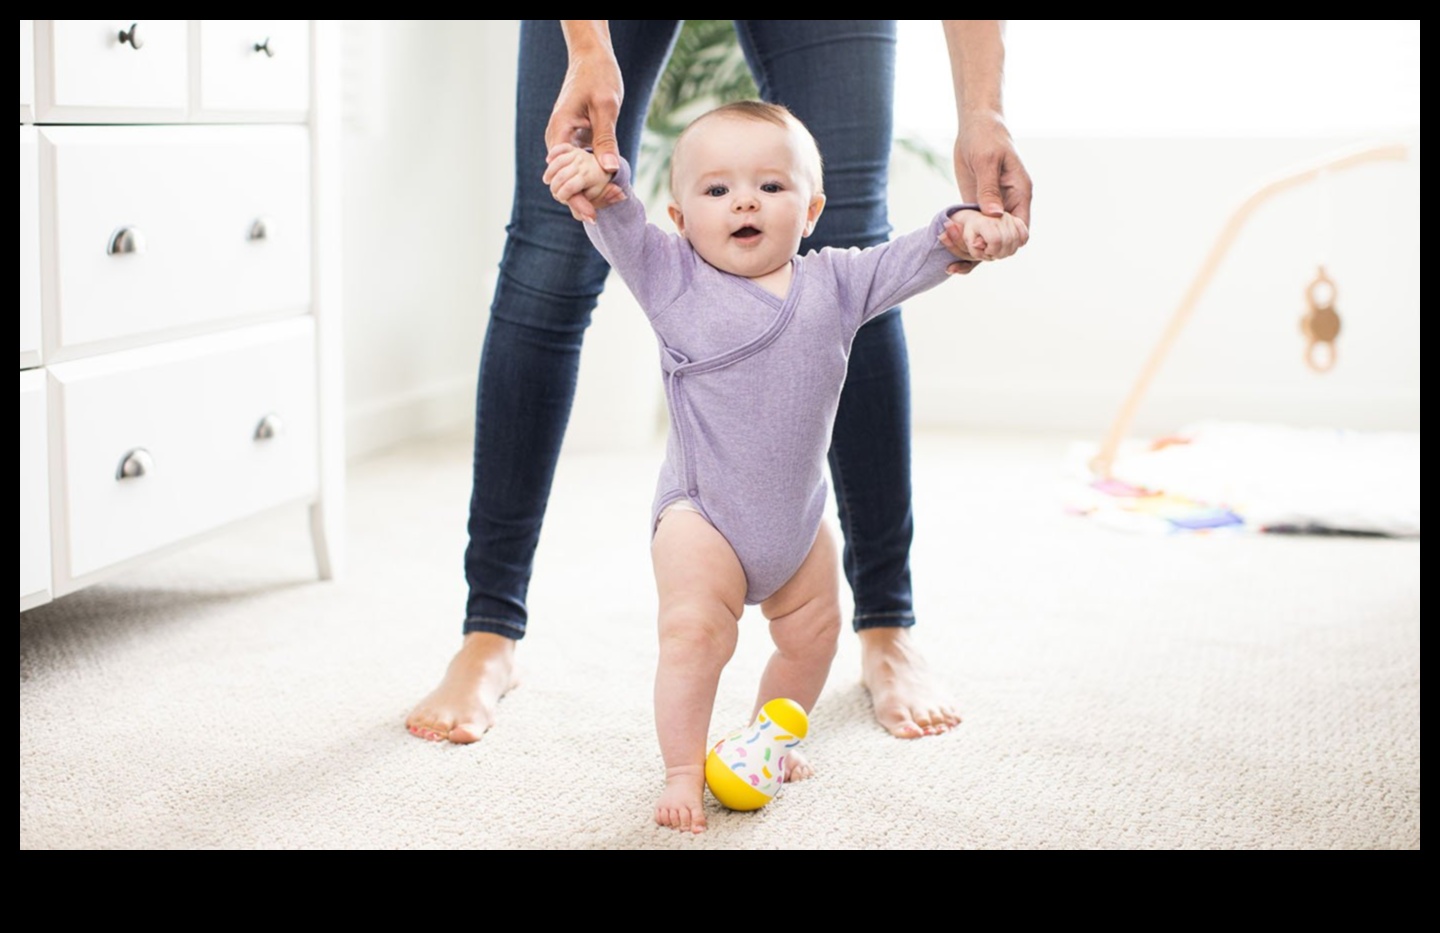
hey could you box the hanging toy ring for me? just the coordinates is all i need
[1301,265,1341,372]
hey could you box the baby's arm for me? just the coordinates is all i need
[551,153,691,318]
[938,209,1029,265]
[826,204,1026,332]
[543,143,625,222]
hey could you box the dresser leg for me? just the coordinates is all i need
[310,499,343,580]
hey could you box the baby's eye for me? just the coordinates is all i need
[761,183,784,193]
[704,185,729,197]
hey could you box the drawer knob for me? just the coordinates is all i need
[118,24,144,50]
[116,448,154,481]
[248,217,271,242]
[107,226,146,256]
[254,413,284,441]
[254,36,275,58]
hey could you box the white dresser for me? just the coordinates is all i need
[19,21,344,611]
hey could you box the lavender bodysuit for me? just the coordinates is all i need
[587,160,972,604]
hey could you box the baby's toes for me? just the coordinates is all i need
[783,749,815,782]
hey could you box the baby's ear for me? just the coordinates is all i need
[803,193,827,237]
[667,203,687,237]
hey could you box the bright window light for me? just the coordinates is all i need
[896,20,1421,138]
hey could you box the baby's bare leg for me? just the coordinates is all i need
[651,510,748,834]
[757,523,842,782]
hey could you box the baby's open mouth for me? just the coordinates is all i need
[732,226,761,239]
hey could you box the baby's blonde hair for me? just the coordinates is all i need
[669,100,825,200]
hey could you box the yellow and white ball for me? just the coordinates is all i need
[704,698,809,811]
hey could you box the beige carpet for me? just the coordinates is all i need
[19,431,1420,849]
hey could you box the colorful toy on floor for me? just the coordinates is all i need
[705,698,808,811]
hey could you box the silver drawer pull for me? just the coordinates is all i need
[116,448,154,480]
[107,226,146,256]
[118,24,144,50]
[254,37,274,58]
[254,413,284,441]
[248,217,270,242]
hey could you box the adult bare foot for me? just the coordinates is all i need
[406,632,518,744]
[858,627,961,738]
[656,764,708,833]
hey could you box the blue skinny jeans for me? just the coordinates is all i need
[465,20,916,637]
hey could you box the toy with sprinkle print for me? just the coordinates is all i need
[704,698,809,811]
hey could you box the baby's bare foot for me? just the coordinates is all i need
[656,764,708,833]
[859,627,962,739]
[782,747,814,783]
[406,632,518,744]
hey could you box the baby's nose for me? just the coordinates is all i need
[732,193,758,211]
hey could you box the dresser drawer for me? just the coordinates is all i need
[21,128,41,368]
[49,318,318,584]
[20,371,51,606]
[197,21,310,119]
[37,20,188,121]
[43,125,311,357]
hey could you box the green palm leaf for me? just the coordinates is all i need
[639,21,945,202]
[640,21,758,201]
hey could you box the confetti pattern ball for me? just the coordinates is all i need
[705,698,809,811]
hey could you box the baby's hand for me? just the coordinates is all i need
[543,143,623,222]
[939,209,1029,271]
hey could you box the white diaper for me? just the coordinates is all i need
[656,499,702,524]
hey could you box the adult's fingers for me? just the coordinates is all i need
[1005,164,1034,230]
[969,150,1006,219]
[544,106,586,153]
[587,94,622,173]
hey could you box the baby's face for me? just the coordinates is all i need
[667,116,826,280]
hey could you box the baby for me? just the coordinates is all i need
[544,101,1026,833]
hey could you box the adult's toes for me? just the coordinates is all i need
[881,711,924,738]
[448,722,486,744]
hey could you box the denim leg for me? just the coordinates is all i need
[826,308,915,629]
[464,20,681,638]
[733,21,916,631]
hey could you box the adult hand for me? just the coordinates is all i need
[946,120,1030,273]
[544,28,626,222]
[953,112,1033,247]
[941,21,1030,270]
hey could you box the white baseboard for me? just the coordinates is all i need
[345,372,669,463]
[350,377,1418,462]
[345,376,476,462]
[914,383,1420,437]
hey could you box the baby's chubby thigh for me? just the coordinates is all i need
[758,522,843,706]
[651,506,749,648]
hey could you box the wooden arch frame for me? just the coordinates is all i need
[1090,141,1410,479]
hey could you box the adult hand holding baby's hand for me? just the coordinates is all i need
[545,29,627,223]
[939,210,1029,272]
[543,143,624,223]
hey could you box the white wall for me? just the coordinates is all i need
[341,20,515,460]
[893,133,1420,438]
[894,19,1420,440]
[341,21,1420,461]
[342,19,659,461]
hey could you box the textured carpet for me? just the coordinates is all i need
[19,431,1420,849]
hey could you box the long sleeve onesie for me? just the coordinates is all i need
[586,159,972,604]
